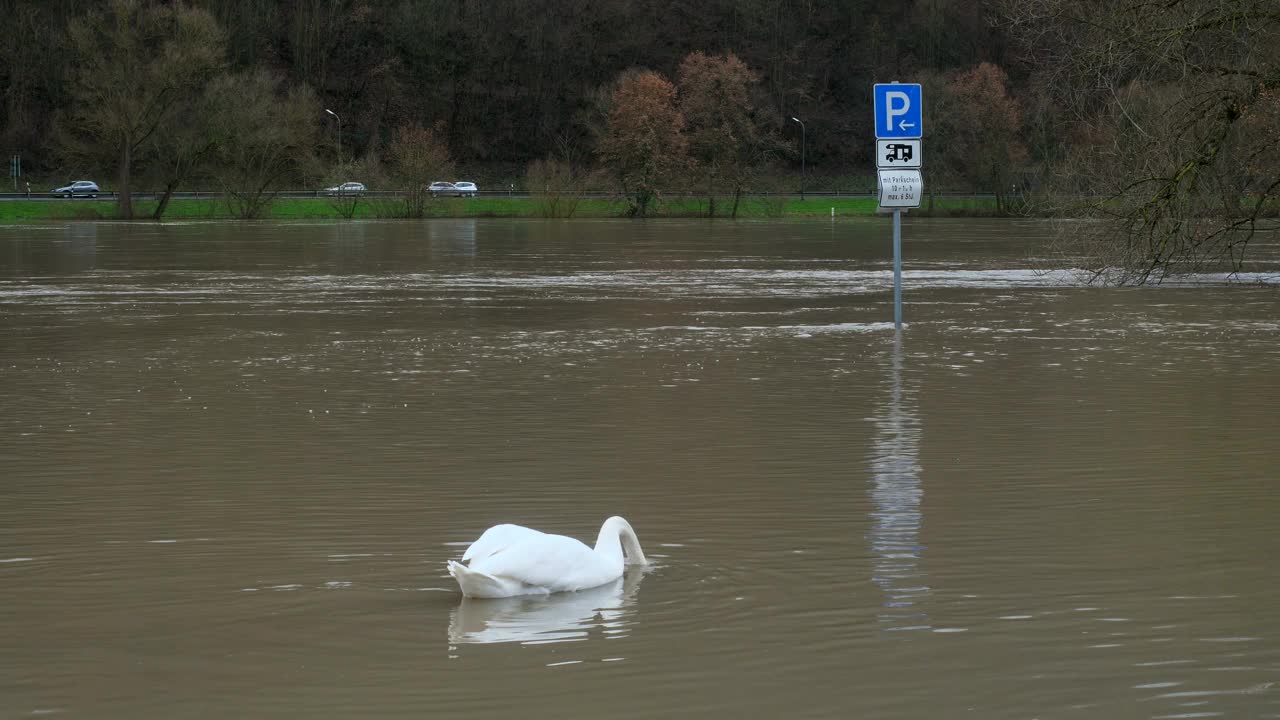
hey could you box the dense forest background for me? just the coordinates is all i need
[1,0,1276,280]
[1,0,1014,187]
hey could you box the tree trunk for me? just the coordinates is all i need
[407,188,424,218]
[633,188,652,218]
[992,164,1006,214]
[152,181,175,220]
[731,186,742,218]
[117,141,133,219]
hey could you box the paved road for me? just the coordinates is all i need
[0,190,998,203]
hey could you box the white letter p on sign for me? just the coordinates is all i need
[885,91,910,133]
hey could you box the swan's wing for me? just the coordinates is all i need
[466,532,600,590]
[461,524,545,563]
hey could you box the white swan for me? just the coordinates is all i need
[447,516,648,598]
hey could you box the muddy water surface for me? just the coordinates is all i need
[2,218,1278,719]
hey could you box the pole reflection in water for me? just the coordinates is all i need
[448,567,646,648]
[867,333,928,630]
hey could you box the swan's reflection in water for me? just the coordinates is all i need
[448,567,646,646]
[867,334,929,629]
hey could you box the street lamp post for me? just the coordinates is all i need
[324,109,342,165]
[790,116,806,199]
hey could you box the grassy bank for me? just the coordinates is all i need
[0,194,1003,222]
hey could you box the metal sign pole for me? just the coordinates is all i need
[873,82,921,332]
[893,208,903,330]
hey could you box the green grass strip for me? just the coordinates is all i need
[0,194,1004,222]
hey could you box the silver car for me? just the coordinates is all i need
[324,181,366,196]
[53,180,100,198]
[428,181,456,197]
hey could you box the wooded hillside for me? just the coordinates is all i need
[1,0,1009,180]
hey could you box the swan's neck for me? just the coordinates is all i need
[595,516,648,566]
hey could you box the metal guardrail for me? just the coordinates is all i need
[0,190,1001,201]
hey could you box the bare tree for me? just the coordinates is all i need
[388,124,453,218]
[1000,0,1280,283]
[58,0,224,218]
[146,89,222,220]
[326,154,387,219]
[526,158,583,218]
[208,71,320,219]
[913,69,953,211]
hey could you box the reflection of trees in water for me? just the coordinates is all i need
[330,220,367,245]
[448,566,646,647]
[324,221,368,261]
[428,219,477,257]
[867,335,928,629]
[40,223,99,273]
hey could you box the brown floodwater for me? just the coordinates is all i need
[2,218,1278,719]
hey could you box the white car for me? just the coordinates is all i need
[53,180,100,198]
[453,182,478,198]
[324,181,366,196]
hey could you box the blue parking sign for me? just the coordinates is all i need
[873,84,922,139]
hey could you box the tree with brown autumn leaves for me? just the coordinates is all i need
[677,52,770,218]
[599,70,688,217]
[939,63,1028,214]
